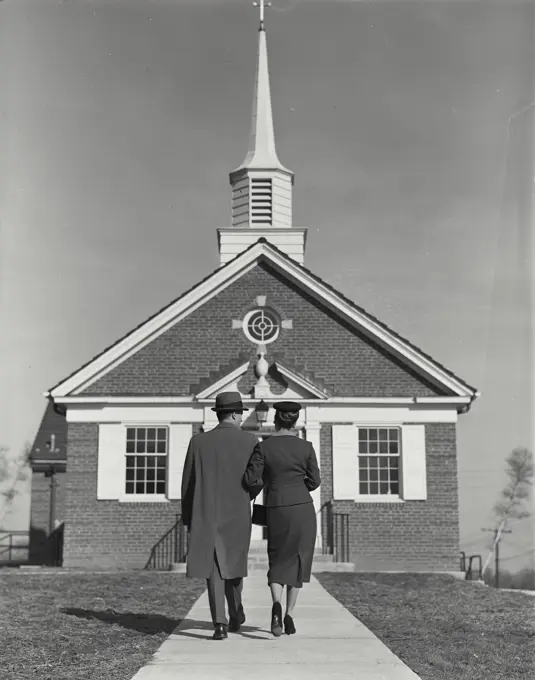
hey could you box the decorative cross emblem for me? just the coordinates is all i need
[253,0,272,29]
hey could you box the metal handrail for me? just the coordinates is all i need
[320,501,350,563]
[145,514,188,570]
[466,554,482,581]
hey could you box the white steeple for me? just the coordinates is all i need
[231,24,292,180]
[218,3,307,266]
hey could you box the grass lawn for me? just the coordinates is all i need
[316,572,535,680]
[0,570,206,680]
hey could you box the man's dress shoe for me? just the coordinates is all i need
[212,624,228,640]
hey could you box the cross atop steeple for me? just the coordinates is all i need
[253,0,272,30]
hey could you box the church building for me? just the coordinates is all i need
[29,15,479,571]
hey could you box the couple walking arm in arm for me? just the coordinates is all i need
[180,392,320,640]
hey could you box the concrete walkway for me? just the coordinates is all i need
[130,571,422,680]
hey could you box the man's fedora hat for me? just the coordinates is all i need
[211,391,249,413]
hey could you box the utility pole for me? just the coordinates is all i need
[482,527,512,588]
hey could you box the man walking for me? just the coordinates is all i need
[181,391,260,640]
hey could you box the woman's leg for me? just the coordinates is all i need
[269,582,284,604]
[285,585,299,616]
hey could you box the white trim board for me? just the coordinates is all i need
[47,241,478,399]
[65,403,458,424]
[52,395,471,406]
[66,405,205,424]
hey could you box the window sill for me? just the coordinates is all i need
[118,496,170,504]
[354,497,405,504]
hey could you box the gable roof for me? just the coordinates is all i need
[47,239,479,400]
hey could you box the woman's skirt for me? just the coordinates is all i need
[266,501,317,588]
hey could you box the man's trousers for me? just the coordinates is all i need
[206,551,244,626]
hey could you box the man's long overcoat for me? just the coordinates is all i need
[180,422,260,579]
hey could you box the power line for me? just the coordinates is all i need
[500,549,535,563]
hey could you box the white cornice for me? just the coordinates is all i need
[49,395,471,407]
[49,396,195,404]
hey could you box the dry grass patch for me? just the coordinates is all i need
[316,572,535,680]
[0,570,205,680]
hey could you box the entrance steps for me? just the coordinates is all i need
[168,539,355,573]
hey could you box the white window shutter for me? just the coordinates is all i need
[167,424,193,500]
[332,424,357,500]
[401,424,427,500]
[97,424,126,500]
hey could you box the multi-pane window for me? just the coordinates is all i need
[358,428,400,496]
[125,427,168,496]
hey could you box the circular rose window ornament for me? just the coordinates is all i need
[243,308,280,344]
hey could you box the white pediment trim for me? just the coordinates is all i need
[47,240,478,399]
[194,359,329,401]
[273,362,329,399]
[196,362,251,399]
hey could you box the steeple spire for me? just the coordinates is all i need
[218,4,306,266]
[232,8,291,175]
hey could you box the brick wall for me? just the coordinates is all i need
[60,261,464,570]
[325,423,460,572]
[320,424,333,508]
[63,423,185,569]
[81,263,446,399]
[62,420,459,571]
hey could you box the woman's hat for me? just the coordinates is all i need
[211,391,249,412]
[273,401,302,413]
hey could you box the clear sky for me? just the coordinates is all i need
[0,0,533,570]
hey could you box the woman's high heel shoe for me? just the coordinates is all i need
[284,614,296,635]
[271,602,283,637]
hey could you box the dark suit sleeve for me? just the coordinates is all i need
[304,443,321,492]
[180,439,195,528]
[243,442,265,499]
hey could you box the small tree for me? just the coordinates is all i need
[0,444,31,527]
[481,447,534,579]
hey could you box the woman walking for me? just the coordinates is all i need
[243,401,321,637]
